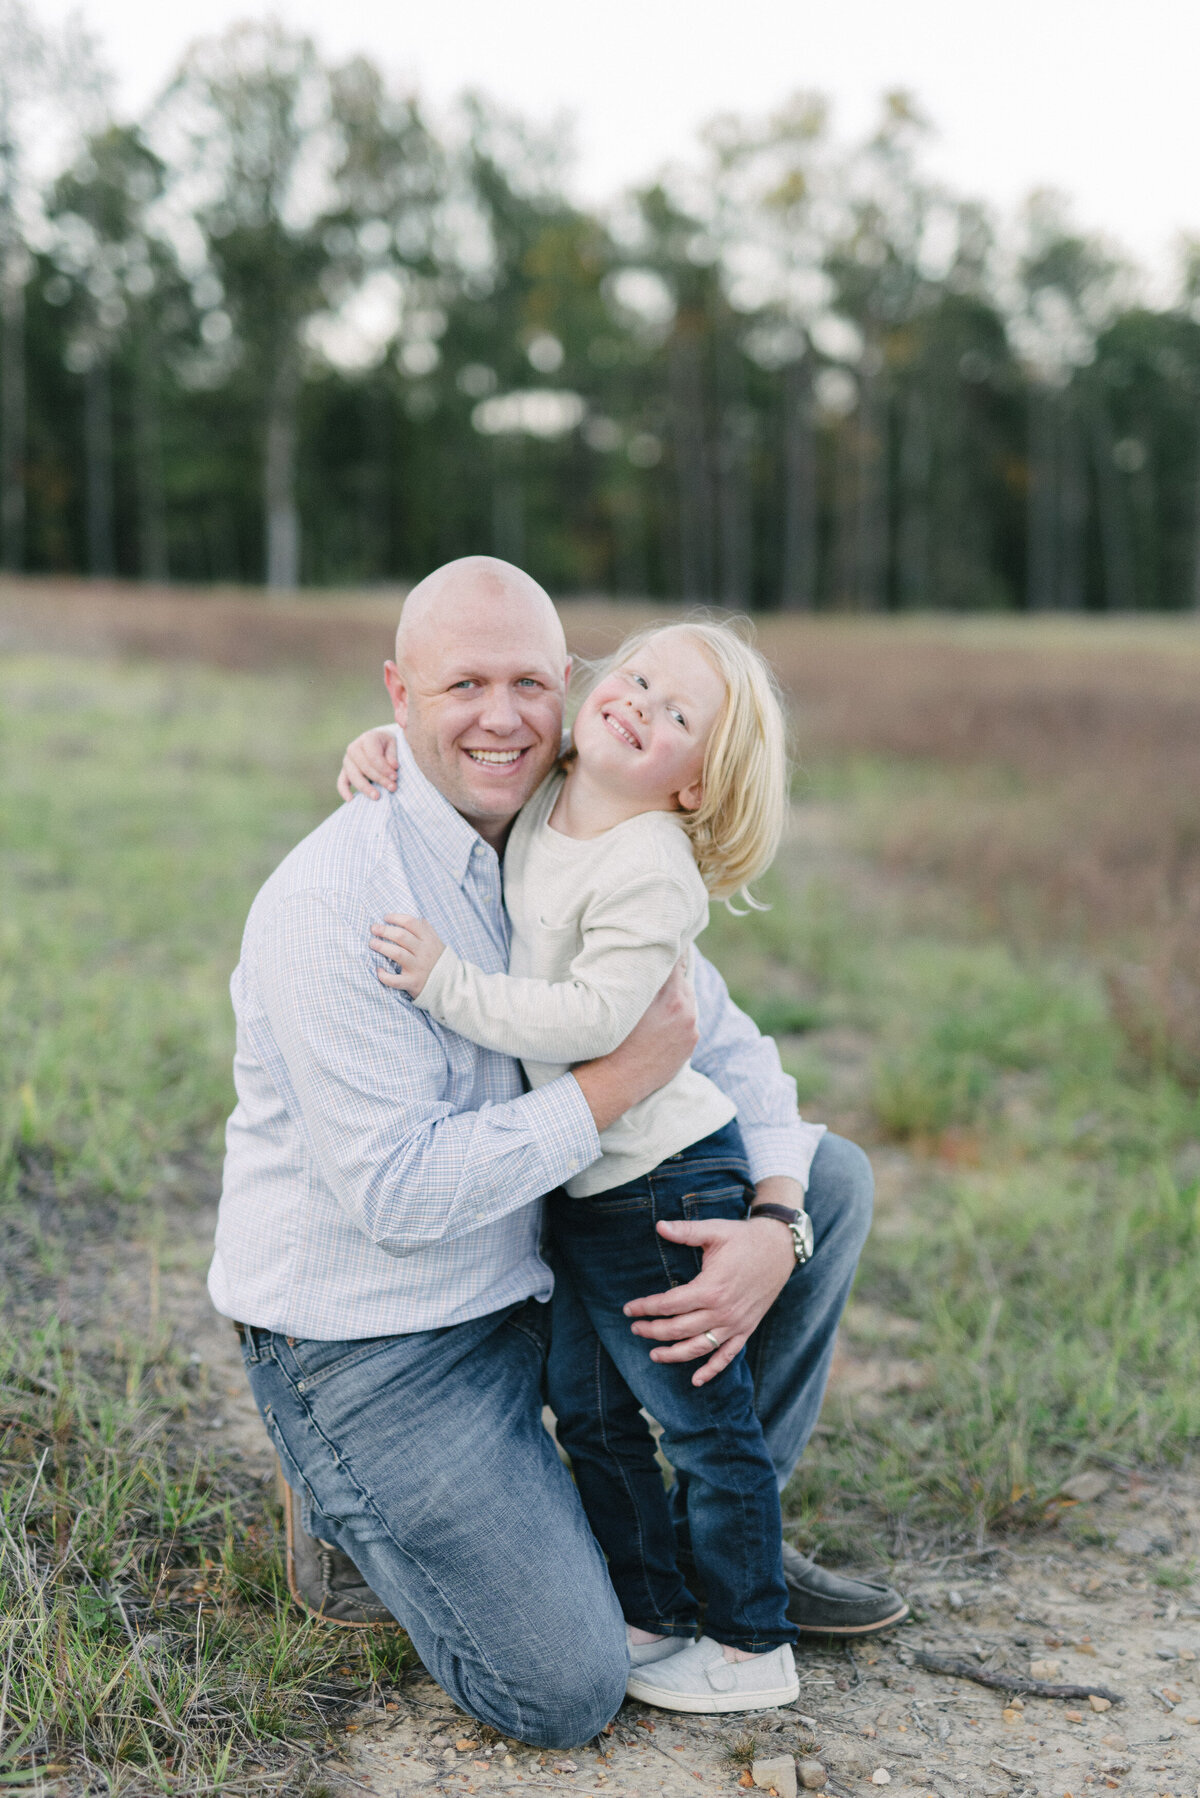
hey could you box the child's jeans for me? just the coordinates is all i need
[546,1120,796,1654]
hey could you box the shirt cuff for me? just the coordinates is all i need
[531,1073,603,1184]
[741,1120,827,1192]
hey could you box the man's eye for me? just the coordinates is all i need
[450,679,477,690]
[516,678,543,689]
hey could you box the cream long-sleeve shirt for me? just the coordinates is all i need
[415,769,737,1195]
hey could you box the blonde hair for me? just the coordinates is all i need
[594,619,789,908]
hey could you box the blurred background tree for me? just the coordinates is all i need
[7,16,1200,609]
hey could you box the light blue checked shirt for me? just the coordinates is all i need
[209,733,825,1339]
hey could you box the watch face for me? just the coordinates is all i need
[795,1212,814,1261]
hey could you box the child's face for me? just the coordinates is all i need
[572,632,725,814]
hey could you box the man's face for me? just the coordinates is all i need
[384,592,569,844]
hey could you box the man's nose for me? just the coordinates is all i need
[477,684,523,734]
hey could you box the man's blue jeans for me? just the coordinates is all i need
[547,1120,795,1653]
[238,1133,872,1747]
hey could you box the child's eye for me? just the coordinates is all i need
[628,672,648,689]
[669,708,687,728]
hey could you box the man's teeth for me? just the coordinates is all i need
[466,748,524,764]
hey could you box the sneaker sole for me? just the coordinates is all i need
[791,1600,910,1637]
[624,1674,801,1714]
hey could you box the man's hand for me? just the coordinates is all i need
[572,962,698,1135]
[338,727,399,802]
[370,915,446,998]
[624,1175,805,1387]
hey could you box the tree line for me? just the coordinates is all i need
[4,7,1200,608]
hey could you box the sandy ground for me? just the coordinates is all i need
[45,792,1198,1798]
[148,1144,1200,1798]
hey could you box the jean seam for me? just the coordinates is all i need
[267,1349,539,1739]
[592,1331,667,1631]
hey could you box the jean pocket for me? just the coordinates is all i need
[679,1183,753,1222]
[287,1335,401,1394]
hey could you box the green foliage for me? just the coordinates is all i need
[0,1324,413,1791]
[16,26,1200,607]
[0,655,377,1206]
[710,816,1200,1544]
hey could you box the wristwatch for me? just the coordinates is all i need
[748,1202,814,1265]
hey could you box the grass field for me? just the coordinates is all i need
[2,594,1200,1790]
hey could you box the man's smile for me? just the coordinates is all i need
[463,746,528,765]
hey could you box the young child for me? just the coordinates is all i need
[361,622,801,1714]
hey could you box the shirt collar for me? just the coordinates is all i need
[388,727,495,886]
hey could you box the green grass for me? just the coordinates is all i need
[1,654,394,1790]
[4,649,1200,1775]
[0,655,379,1205]
[706,830,1200,1552]
[0,1323,412,1792]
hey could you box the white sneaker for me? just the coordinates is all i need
[625,1635,799,1713]
[626,1624,693,1668]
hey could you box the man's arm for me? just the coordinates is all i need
[689,948,826,1189]
[255,891,694,1252]
[622,947,827,1385]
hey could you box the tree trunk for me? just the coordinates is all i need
[1087,392,1135,611]
[716,407,751,609]
[898,387,931,610]
[853,350,888,610]
[780,355,816,610]
[1026,384,1057,610]
[0,246,26,570]
[831,404,859,610]
[1191,424,1200,613]
[264,350,300,589]
[83,352,115,577]
[132,322,168,580]
[1058,390,1086,610]
[668,323,713,602]
[491,437,524,566]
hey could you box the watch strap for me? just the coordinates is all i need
[748,1202,798,1225]
[748,1201,814,1264]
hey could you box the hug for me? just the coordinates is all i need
[209,555,904,1748]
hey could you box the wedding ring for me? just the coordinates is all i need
[704,1329,721,1349]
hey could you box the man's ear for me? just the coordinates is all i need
[383,660,408,727]
[677,778,704,814]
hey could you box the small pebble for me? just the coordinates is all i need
[797,1760,828,1792]
[751,1753,796,1798]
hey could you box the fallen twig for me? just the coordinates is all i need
[910,1650,1123,1704]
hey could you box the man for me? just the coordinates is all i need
[210,556,904,1750]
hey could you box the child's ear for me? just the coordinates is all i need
[677,779,704,813]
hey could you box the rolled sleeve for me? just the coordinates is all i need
[690,949,826,1191]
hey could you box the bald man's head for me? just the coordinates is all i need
[383,556,570,848]
[395,556,565,670]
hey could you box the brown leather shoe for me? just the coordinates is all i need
[781,1544,910,1635]
[277,1461,397,1628]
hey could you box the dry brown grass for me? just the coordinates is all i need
[5,577,1199,1077]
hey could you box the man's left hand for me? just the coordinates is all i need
[623,1176,804,1386]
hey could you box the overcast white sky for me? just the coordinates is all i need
[40,0,1200,287]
